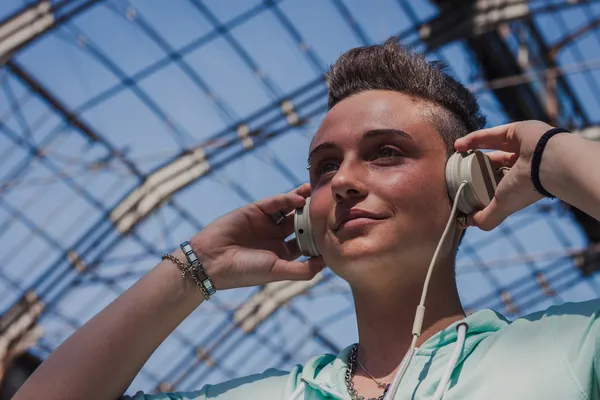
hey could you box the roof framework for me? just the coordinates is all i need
[1,0,600,393]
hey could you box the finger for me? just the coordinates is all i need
[254,192,306,217]
[271,256,326,281]
[272,184,311,233]
[454,123,519,153]
[467,197,508,231]
[272,237,301,261]
[272,209,299,237]
[485,151,518,169]
[289,183,311,198]
[283,237,301,261]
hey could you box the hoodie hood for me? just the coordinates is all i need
[418,308,509,355]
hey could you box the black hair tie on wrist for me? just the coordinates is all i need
[531,127,570,198]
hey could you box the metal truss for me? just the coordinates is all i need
[2,0,600,394]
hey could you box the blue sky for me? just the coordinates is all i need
[1,0,599,393]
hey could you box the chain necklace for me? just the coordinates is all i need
[345,344,390,400]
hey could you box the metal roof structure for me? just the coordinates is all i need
[2,0,600,395]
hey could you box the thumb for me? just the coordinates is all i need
[271,257,326,281]
[468,197,508,231]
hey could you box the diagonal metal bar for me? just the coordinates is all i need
[103,1,238,124]
[1,76,33,142]
[329,0,371,45]
[188,0,283,99]
[71,0,280,117]
[0,77,327,340]
[5,60,144,177]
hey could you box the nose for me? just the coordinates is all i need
[331,160,367,203]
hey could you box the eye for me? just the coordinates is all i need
[314,159,339,177]
[375,145,402,159]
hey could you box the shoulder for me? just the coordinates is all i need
[514,298,600,393]
[517,297,600,329]
[203,367,296,399]
[475,298,600,370]
[121,349,344,400]
[468,299,600,397]
[504,298,600,344]
[122,368,293,400]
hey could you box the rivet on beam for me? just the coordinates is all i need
[77,35,88,48]
[281,100,299,126]
[195,347,215,367]
[158,382,174,392]
[535,272,555,297]
[419,24,431,40]
[500,290,519,315]
[24,289,39,304]
[126,6,137,21]
[67,250,87,272]
[237,124,254,149]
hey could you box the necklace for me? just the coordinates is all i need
[357,357,389,389]
[345,344,389,400]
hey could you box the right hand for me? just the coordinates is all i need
[189,183,325,290]
[454,120,552,230]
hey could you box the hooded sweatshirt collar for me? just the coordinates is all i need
[297,308,509,398]
[418,308,509,355]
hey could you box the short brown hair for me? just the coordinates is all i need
[326,37,486,155]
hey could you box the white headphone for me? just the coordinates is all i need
[294,150,503,257]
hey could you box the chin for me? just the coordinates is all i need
[323,226,436,273]
[326,230,400,263]
[325,241,402,286]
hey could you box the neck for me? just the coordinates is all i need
[351,257,465,380]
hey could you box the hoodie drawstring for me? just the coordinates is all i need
[432,323,469,400]
[287,380,306,400]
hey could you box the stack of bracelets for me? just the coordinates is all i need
[162,241,216,300]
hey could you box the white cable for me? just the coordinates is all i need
[384,181,469,400]
[286,381,306,400]
[385,344,417,399]
[431,322,468,400]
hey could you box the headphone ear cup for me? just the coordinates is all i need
[446,150,501,216]
[294,197,320,257]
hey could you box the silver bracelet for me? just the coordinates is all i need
[180,241,216,297]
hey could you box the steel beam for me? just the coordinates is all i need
[0,0,101,65]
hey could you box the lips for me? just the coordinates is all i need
[334,209,387,231]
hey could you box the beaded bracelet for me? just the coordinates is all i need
[180,241,216,297]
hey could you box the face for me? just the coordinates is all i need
[308,90,457,283]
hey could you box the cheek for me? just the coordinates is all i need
[307,192,330,237]
[378,165,450,216]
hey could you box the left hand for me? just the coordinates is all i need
[454,120,557,231]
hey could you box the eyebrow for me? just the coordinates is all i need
[307,128,414,163]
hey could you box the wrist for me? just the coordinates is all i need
[538,132,574,199]
[161,248,206,302]
[189,231,229,285]
[161,243,218,301]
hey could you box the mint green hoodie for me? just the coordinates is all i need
[125,299,600,399]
